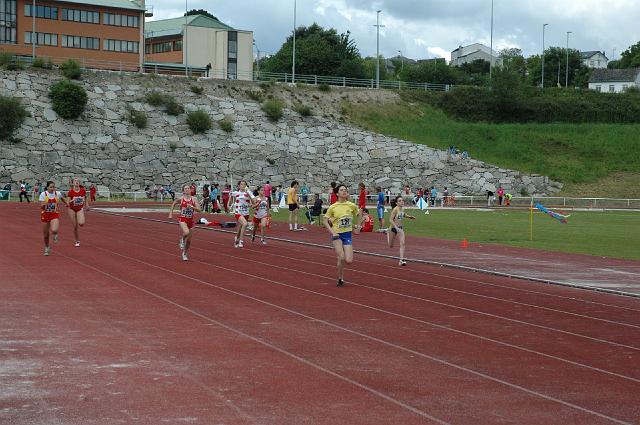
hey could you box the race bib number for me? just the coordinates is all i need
[73,197,84,206]
[44,203,56,212]
[238,205,249,215]
[338,216,352,229]
[181,207,194,218]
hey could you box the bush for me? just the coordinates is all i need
[0,51,12,67]
[32,57,46,68]
[318,83,331,92]
[169,141,178,151]
[187,110,212,134]
[246,90,264,102]
[60,59,81,79]
[190,85,204,95]
[48,79,88,119]
[293,103,312,117]
[164,96,184,116]
[6,61,24,71]
[145,90,166,106]
[262,99,284,122]
[218,118,234,133]
[126,108,148,129]
[0,96,30,141]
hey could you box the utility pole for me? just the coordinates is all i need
[184,0,188,77]
[292,0,297,83]
[489,0,494,82]
[541,23,548,88]
[374,10,384,89]
[31,0,36,61]
[565,31,572,87]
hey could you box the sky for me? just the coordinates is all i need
[148,0,640,62]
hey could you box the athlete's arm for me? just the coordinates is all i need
[168,197,179,218]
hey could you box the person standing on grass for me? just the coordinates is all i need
[287,180,305,231]
[251,186,270,245]
[376,186,386,231]
[497,186,505,206]
[221,184,231,213]
[263,180,272,210]
[357,182,366,211]
[228,180,254,248]
[19,180,31,202]
[169,184,201,261]
[324,184,362,287]
[66,178,89,247]
[89,184,97,203]
[387,195,415,266]
[40,181,68,256]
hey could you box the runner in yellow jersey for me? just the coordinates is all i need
[323,184,363,287]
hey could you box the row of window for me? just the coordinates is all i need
[0,0,16,43]
[21,31,138,53]
[103,39,139,53]
[25,31,57,46]
[594,84,630,93]
[61,34,99,50]
[22,4,139,27]
[145,40,182,54]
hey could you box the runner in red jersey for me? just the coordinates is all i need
[66,178,89,247]
[228,180,254,248]
[39,180,68,256]
[169,184,201,261]
[251,186,270,245]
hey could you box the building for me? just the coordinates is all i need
[450,43,501,67]
[0,0,146,70]
[581,51,609,69]
[144,14,253,80]
[588,68,640,93]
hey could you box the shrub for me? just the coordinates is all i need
[60,59,81,79]
[126,108,148,129]
[262,99,284,122]
[190,85,204,95]
[318,83,331,92]
[6,61,24,71]
[218,118,234,133]
[0,51,13,67]
[48,79,88,119]
[145,90,166,106]
[169,141,178,151]
[0,96,30,140]
[187,110,212,134]
[293,103,312,117]
[164,96,184,116]
[32,57,46,68]
[246,90,264,102]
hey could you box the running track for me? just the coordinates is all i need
[1,203,639,424]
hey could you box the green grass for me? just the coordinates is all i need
[345,101,640,195]
[269,207,640,260]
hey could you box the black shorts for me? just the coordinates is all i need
[391,226,403,234]
[288,203,298,212]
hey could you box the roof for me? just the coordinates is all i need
[588,68,640,83]
[581,51,606,60]
[56,0,146,11]
[145,14,234,37]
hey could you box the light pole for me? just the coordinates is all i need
[31,0,35,61]
[374,10,384,89]
[565,31,572,87]
[253,40,261,77]
[489,0,494,82]
[292,0,297,83]
[397,50,404,73]
[541,23,548,88]
[184,0,188,77]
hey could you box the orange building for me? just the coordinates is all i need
[0,0,146,70]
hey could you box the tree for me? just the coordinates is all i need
[261,24,365,78]
[399,60,461,85]
[361,56,389,81]
[616,41,640,68]
[184,9,218,20]
[499,48,527,80]
[526,47,584,87]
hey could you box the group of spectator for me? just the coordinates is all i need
[486,186,512,207]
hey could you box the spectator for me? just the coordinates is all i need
[376,186,386,230]
[442,187,449,207]
[357,182,366,210]
[329,182,338,205]
[505,193,512,206]
[205,62,212,77]
[210,183,220,212]
[360,208,374,232]
[263,180,272,209]
[487,190,494,207]
[300,183,309,204]
[221,184,231,213]
[190,182,197,197]
[430,186,437,207]
[202,184,211,212]
[19,180,31,202]
[497,186,505,206]
[166,185,175,201]
[305,194,323,224]
[89,184,97,202]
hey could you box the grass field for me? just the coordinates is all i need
[269,207,640,261]
[344,100,640,197]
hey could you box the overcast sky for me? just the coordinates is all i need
[149,0,640,61]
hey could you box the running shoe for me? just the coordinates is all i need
[181,251,188,261]
[399,260,407,266]
[234,237,239,248]
[251,234,256,243]
[53,233,58,243]
[43,247,50,256]
[74,241,80,247]
[261,239,267,245]
[337,279,344,287]
[238,240,244,248]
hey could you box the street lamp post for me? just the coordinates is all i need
[565,31,572,87]
[489,0,494,82]
[184,0,188,77]
[253,41,261,78]
[374,10,384,89]
[541,23,548,88]
[31,0,36,61]
[397,50,404,73]
[292,0,297,83]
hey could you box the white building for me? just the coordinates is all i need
[450,43,501,67]
[581,51,609,69]
[144,14,253,80]
[588,68,640,93]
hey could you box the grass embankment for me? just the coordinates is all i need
[344,100,640,197]
[268,208,640,260]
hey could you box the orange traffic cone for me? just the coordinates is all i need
[461,238,469,249]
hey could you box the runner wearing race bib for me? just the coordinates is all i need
[228,180,255,248]
[169,185,201,261]
[67,178,89,247]
[39,181,68,256]
[323,184,362,287]
[387,195,415,266]
[251,186,270,245]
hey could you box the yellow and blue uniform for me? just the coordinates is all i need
[325,201,359,245]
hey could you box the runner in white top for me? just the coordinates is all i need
[251,186,270,245]
[228,180,255,248]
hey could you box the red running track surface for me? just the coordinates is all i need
[1,202,640,424]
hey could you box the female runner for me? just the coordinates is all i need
[228,180,254,248]
[66,178,89,247]
[387,195,415,266]
[40,181,68,256]
[323,184,362,287]
[251,186,270,245]
[169,184,201,261]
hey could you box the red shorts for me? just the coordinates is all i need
[235,214,250,221]
[253,216,267,225]
[69,205,84,213]
[41,212,60,223]
[179,217,194,229]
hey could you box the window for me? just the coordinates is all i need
[622,84,629,91]
[24,4,57,19]
[173,40,182,51]
[103,12,138,27]
[595,85,602,92]
[609,85,615,93]
[61,34,99,50]
[0,0,17,44]
[61,8,98,24]
[25,31,57,46]
[152,42,172,53]
[227,31,238,79]
[103,39,139,53]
